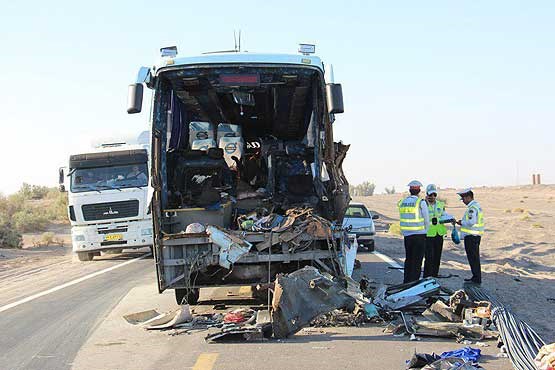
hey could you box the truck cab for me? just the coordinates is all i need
[60,139,153,261]
[128,45,350,303]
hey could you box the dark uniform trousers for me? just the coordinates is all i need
[424,235,444,278]
[403,234,426,283]
[464,235,482,283]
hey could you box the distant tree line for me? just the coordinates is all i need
[349,181,376,196]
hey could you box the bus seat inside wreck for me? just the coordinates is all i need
[150,65,350,295]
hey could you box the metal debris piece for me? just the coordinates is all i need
[271,266,355,338]
[207,225,252,269]
[374,278,440,311]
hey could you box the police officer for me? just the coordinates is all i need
[423,184,446,278]
[398,180,430,283]
[456,188,485,284]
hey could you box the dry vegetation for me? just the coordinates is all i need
[0,184,69,248]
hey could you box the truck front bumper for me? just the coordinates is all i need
[71,219,153,253]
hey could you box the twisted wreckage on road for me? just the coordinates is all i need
[127,44,353,306]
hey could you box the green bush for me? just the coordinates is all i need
[0,220,22,248]
[385,186,396,194]
[12,209,50,233]
[45,192,69,221]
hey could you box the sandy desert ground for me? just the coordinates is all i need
[355,184,555,342]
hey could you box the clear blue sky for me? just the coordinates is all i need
[1,1,554,194]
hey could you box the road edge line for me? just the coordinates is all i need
[371,251,404,271]
[0,253,150,314]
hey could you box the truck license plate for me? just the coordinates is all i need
[104,234,123,241]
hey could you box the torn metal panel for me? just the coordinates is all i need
[207,225,252,269]
[271,266,355,338]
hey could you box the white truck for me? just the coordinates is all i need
[59,136,153,261]
[127,44,350,304]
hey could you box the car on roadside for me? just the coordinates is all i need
[343,202,379,251]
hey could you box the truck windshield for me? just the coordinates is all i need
[70,163,148,193]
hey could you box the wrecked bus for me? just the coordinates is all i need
[127,45,350,304]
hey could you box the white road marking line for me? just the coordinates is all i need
[0,253,150,314]
[372,251,404,271]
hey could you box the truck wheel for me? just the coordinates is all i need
[366,240,375,252]
[77,252,94,261]
[175,288,199,305]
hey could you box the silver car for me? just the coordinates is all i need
[342,202,379,251]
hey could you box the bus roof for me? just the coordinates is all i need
[155,52,324,72]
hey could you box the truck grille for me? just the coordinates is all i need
[82,200,139,221]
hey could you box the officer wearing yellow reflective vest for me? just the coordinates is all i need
[456,188,485,284]
[398,180,430,283]
[423,184,447,278]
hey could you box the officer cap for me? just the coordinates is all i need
[426,184,438,195]
[407,180,423,189]
[456,187,473,196]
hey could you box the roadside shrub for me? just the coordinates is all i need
[384,186,396,195]
[0,220,22,248]
[12,209,50,233]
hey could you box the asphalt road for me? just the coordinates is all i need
[0,252,154,370]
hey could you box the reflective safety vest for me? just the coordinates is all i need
[398,197,425,232]
[461,202,485,236]
[427,200,447,237]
